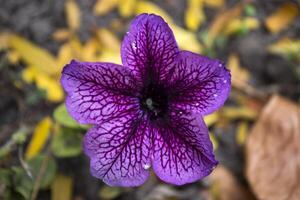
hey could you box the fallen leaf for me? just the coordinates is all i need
[223,17,260,36]
[209,132,218,150]
[204,112,219,127]
[246,95,300,200]
[9,34,60,76]
[185,0,205,31]
[82,38,101,61]
[118,0,136,17]
[265,2,299,34]
[0,32,11,50]
[51,174,73,200]
[94,0,118,16]
[221,107,258,120]
[236,121,248,145]
[65,0,81,31]
[22,66,64,102]
[96,28,120,52]
[206,2,244,47]
[227,53,250,90]
[52,29,72,41]
[204,0,224,8]
[209,166,256,200]
[25,117,52,160]
[268,38,300,62]
[136,1,203,52]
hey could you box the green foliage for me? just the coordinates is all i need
[53,103,86,129]
[51,128,82,158]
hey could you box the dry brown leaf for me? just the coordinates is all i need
[209,166,256,200]
[265,2,299,34]
[246,95,300,200]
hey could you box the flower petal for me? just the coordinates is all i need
[152,112,217,185]
[84,115,152,187]
[61,60,140,124]
[168,51,231,115]
[121,13,179,82]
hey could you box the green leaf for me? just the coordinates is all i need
[51,128,82,158]
[245,4,256,16]
[13,155,57,199]
[53,104,84,128]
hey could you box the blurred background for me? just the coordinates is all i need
[0,0,300,200]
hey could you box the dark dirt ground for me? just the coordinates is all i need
[1,0,300,200]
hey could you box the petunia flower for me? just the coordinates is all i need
[61,13,231,187]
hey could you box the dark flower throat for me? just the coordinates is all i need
[139,82,169,121]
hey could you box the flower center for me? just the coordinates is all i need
[140,83,169,122]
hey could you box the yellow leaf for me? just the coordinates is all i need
[223,17,260,36]
[204,0,224,8]
[56,43,74,68]
[9,35,60,76]
[0,32,11,50]
[52,29,72,41]
[96,28,120,52]
[227,53,250,90]
[265,2,299,34]
[119,0,136,17]
[236,122,248,145]
[209,132,218,150]
[25,117,52,160]
[22,66,64,102]
[268,38,300,61]
[94,0,118,16]
[65,0,81,31]
[207,2,244,47]
[98,49,121,64]
[82,38,101,61]
[136,1,203,53]
[35,73,64,102]
[51,174,73,200]
[204,112,219,127]
[185,0,205,31]
[221,107,258,120]
[7,50,21,64]
[69,36,84,59]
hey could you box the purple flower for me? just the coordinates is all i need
[61,13,231,186]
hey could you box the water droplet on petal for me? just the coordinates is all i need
[223,79,227,83]
[143,164,151,170]
[213,94,218,97]
[126,31,129,34]
[131,42,137,50]
[195,103,199,106]
[218,63,223,67]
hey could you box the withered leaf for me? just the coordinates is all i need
[209,166,256,200]
[246,95,300,200]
